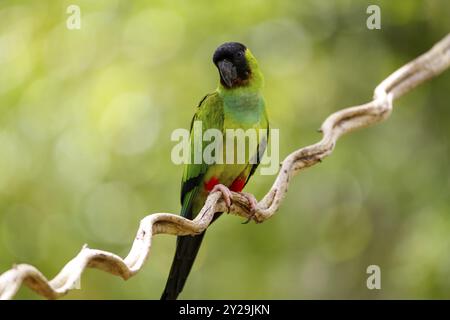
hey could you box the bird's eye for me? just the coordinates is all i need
[237,51,244,58]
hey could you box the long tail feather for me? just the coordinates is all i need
[161,232,206,300]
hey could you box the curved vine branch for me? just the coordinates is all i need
[1,34,450,300]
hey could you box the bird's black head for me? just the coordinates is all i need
[213,42,251,89]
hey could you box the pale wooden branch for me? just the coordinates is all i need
[1,34,450,300]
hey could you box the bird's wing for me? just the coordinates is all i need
[180,92,224,219]
[245,108,270,184]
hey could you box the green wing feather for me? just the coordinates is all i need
[245,118,269,185]
[180,92,224,218]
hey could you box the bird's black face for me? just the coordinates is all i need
[213,42,250,88]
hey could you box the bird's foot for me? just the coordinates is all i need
[241,192,258,224]
[210,185,258,221]
[210,184,233,210]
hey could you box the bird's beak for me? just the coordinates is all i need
[218,59,237,87]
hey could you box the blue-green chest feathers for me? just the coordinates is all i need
[222,92,265,126]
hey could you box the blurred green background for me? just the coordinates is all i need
[0,0,449,299]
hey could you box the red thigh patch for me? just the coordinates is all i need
[204,177,220,191]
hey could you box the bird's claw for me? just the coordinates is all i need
[241,192,258,224]
[210,185,258,222]
[210,184,233,210]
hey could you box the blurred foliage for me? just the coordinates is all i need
[0,0,449,299]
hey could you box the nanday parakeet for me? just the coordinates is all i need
[161,42,269,300]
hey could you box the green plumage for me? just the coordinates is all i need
[161,44,269,299]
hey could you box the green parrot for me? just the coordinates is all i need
[161,42,269,300]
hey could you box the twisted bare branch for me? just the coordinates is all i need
[1,33,450,300]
